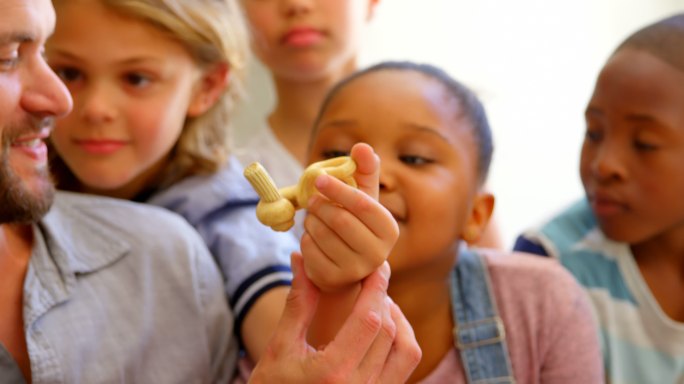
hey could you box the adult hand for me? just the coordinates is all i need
[301,142,399,292]
[248,253,421,384]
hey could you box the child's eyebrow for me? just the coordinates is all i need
[45,48,78,59]
[585,107,665,129]
[118,57,167,66]
[45,49,165,67]
[624,113,656,123]
[318,119,357,129]
[402,122,451,143]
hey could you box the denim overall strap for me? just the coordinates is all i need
[450,247,515,384]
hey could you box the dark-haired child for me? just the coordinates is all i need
[309,61,603,383]
[515,14,684,383]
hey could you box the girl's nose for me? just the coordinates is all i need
[282,0,312,17]
[379,166,397,192]
[80,82,118,125]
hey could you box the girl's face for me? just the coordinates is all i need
[46,0,208,199]
[581,48,684,245]
[309,70,489,279]
[242,0,376,82]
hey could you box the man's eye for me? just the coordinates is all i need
[0,52,19,71]
[0,58,19,70]
[322,149,349,159]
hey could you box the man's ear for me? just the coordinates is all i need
[461,192,495,245]
[187,62,230,117]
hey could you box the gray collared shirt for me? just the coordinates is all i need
[0,345,25,384]
[0,192,237,383]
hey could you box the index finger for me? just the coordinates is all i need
[311,174,397,241]
[350,142,380,200]
[273,253,320,345]
[378,301,422,383]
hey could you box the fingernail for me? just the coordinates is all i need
[315,174,329,189]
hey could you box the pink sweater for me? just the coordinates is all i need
[419,250,603,384]
[234,251,603,383]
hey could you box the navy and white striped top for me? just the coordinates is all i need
[515,198,684,384]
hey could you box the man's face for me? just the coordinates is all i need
[0,0,72,223]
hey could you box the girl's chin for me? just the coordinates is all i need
[81,178,137,199]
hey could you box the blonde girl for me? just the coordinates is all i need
[46,0,296,362]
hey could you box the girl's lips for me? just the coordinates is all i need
[281,28,324,47]
[74,139,128,155]
[590,196,627,217]
[380,196,406,223]
[386,208,406,223]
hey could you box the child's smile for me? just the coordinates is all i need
[309,68,486,276]
[46,0,207,199]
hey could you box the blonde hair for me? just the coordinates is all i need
[51,0,249,190]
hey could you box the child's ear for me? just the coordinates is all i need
[187,62,230,117]
[461,192,495,245]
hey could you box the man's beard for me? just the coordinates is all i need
[0,119,55,224]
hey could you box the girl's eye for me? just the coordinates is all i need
[321,149,349,159]
[399,155,432,165]
[634,140,658,152]
[584,128,602,143]
[54,67,82,83]
[125,72,151,87]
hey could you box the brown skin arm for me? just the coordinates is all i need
[307,283,362,347]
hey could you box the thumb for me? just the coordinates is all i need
[350,142,380,200]
[275,252,321,342]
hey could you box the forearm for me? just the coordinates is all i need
[307,282,362,348]
[241,286,289,362]
[241,281,363,359]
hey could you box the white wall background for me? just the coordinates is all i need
[233,1,683,249]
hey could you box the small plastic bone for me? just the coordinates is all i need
[244,156,357,232]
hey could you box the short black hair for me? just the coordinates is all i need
[312,61,494,185]
[615,13,684,73]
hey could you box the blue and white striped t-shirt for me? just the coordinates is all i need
[515,199,684,384]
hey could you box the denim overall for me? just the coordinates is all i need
[451,248,515,384]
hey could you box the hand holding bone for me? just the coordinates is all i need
[244,156,357,231]
[245,144,399,292]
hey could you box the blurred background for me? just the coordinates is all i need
[233,0,683,249]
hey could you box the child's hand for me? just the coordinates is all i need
[301,143,399,292]
[249,253,421,384]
